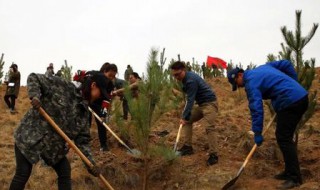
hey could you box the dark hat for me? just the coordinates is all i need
[131,72,141,80]
[10,64,18,69]
[90,73,113,100]
[227,68,241,91]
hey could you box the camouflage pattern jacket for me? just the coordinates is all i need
[14,73,94,166]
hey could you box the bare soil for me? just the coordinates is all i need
[0,69,319,190]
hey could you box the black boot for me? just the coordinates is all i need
[274,171,290,180]
[177,145,194,156]
[207,153,218,166]
[277,180,301,189]
[100,144,109,152]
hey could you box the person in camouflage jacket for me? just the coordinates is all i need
[9,72,114,190]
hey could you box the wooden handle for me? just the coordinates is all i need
[174,124,183,151]
[88,107,134,153]
[39,107,115,190]
[241,114,277,170]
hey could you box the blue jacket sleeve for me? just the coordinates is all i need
[268,60,298,81]
[182,80,198,120]
[245,83,264,133]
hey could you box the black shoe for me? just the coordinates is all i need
[207,153,218,166]
[100,145,109,152]
[274,171,291,180]
[177,145,194,156]
[277,180,301,189]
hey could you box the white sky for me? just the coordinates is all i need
[1,0,319,85]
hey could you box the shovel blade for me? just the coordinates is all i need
[221,176,239,190]
[174,151,181,156]
[221,168,244,190]
[126,149,141,157]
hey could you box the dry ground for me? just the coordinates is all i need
[0,70,319,190]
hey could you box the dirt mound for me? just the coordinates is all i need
[0,70,319,189]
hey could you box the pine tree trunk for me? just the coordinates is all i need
[142,158,148,190]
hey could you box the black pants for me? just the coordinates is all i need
[276,95,308,183]
[122,98,129,120]
[95,117,107,148]
[10,145,71,190]
[4,94,16,110]
[90,103,107,148]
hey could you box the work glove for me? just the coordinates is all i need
[254,132,263,146]
[31,97,41,109]
[87,165,101,177]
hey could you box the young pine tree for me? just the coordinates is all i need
[124,48,178,190]
[59,60,73,81]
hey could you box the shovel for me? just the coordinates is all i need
[38,107,114,190]
[88,107,141,157]
[173,124,183,152]
[221,114,276,190]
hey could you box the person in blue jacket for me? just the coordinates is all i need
[227,60,308,189]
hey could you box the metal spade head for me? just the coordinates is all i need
[126,149,142,157]
[221,176,240,190]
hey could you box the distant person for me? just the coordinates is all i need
[45,63,55,77]
[170,61,219,166]
[227,60,308,189]
[111,72,142,120]
[9,72,113,190]
[124,65,133,81]
[186,62,192,71]
[56,69,62,77]
[127,72,141,98]
[112,72,141,99]
[4,64,21,114]
[201,62,206,78]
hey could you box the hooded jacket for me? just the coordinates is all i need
[243,60,308,133]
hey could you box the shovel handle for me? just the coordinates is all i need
[222,114,277,190]
[38,107,115,190]
[238,114,277,174]
[88,107,134,153]
[174,124,183,151]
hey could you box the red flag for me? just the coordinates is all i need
[206,56,227,69]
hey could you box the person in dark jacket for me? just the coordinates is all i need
[9,72,114,190]
[101,63,129,120]
[45,63,55,77]
[170,61,219,166]
[112,72,141,99]
[227,60,308,189]
[124,65,133,81]
[87,62,116,151]
[4,64,21,114]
